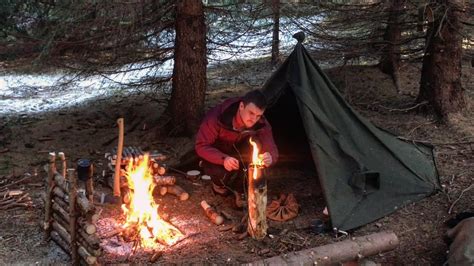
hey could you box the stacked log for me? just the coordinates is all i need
[43,152,101,265]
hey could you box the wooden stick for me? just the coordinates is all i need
[114,118,124,198]
[67,169,78,265]
[85,163,94,203]
[166,185,189,201]
[44,152,56,241]
[253,231,399,265]
[247,165,267,240]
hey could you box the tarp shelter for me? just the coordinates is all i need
[262,33,440,231]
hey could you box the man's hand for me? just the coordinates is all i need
[223,156,239,171]
[259,152,273,167]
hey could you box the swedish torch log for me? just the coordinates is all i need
[247,138,268,240]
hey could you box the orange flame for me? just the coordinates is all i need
[249,137,264,180]
[121,154,183,248]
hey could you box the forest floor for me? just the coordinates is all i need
[0,58,472,265]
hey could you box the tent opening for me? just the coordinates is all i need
[265,86,316,174]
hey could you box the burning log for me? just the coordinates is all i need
[201,200,224,225]
[247,138,268,240]
[150,250,163,263]
[166,185,189,201]
[44,152,57,241]
[159,186,168,196]
[153,175,176,186]
[247,173,268,240]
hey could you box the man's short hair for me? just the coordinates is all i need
[242,90,267,109]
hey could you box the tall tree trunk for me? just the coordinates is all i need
[271,0,280,66]
[417,0,466,118]
[169,0,207,136]
[379,0,404,94]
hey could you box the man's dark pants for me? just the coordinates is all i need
[201,137,252,194]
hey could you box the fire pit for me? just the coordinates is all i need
[42,149,192,265]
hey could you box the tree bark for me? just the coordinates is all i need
[379,0,404,93]
[169,0,207,136]
[271,0,280,66]
[417,0,466,118]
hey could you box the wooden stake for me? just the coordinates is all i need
[58,152,66,180]
[44,152,56,241]
[67,169,78,265]
[114,118,124,198]
[85,173,94,203]
[247,165,267,240]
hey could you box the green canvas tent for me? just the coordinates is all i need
[262,33,440,231]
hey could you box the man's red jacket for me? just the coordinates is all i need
[195,97,279,166]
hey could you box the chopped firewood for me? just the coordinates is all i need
[153,175,176,186]
[201,200,224,225]
[166,185,189,201]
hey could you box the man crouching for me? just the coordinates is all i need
[195,90,279,208]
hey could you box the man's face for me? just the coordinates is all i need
[239,102,264,128]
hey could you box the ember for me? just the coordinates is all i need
[120,154,183,248]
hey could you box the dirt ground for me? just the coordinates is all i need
[0,59,472,264]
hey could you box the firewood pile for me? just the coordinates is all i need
[0,173,34,211]
[42,152,101,265]
[105,147,190,203]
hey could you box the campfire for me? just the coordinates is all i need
[120,154,184,248]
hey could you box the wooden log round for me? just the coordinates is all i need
[166,185,189,201]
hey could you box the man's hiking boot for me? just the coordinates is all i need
[234,192,246,209]
[212,182,231,196]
